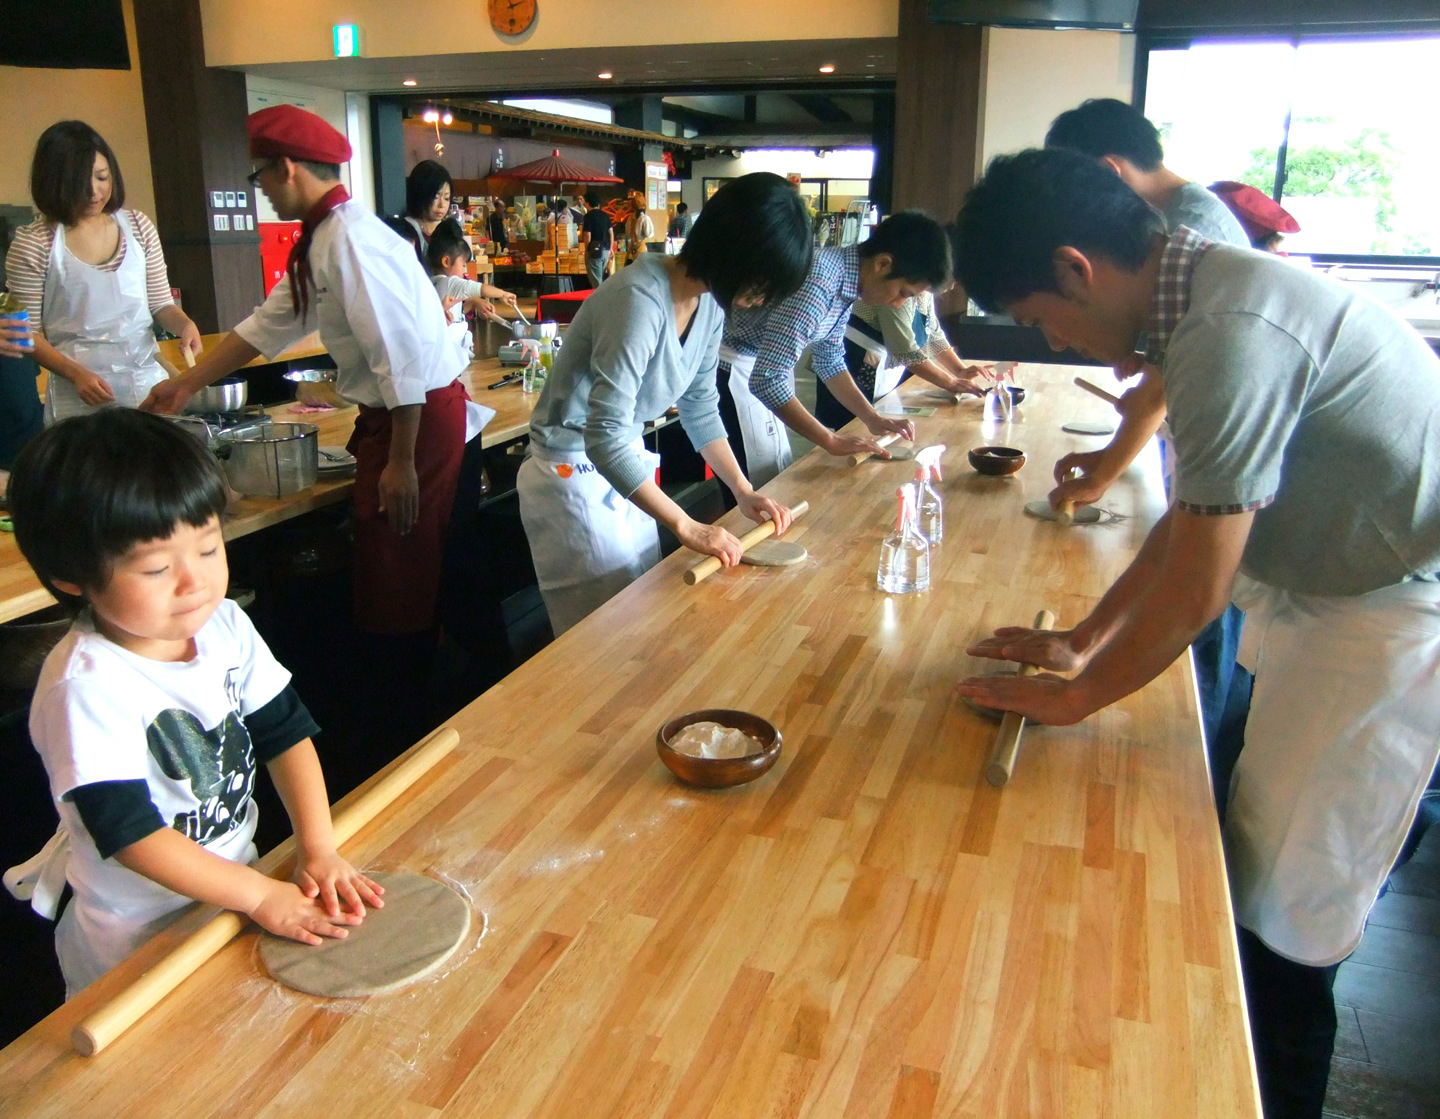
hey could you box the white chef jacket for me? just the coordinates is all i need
[234,200,464,410]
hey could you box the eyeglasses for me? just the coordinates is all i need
[246,161,277,186]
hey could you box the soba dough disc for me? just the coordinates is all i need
[1061,421,1115,436]
[259,871,471,997]
[1024,499,1102,525]
[741,538,807,566]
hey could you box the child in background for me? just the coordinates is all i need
[4,409,382,995]
[426,218,519,360]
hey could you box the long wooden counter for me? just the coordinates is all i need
[0,364,1259,1117]
[0,356,536,624]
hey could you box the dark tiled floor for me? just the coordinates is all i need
[1324,825,1440,1119]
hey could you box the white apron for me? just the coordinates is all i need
[517,441,662,636]
[844,323,907,400]
[719,343,790,487]
[1224,573,1440,966]
[42,211,167,423]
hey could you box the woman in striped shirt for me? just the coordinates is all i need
[5,120,200,422]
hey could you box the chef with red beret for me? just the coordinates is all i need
[1209,181,1301,253]
[143,106,468,732]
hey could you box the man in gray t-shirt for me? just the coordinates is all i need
[952,148,1440,1119]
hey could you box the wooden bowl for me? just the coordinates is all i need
[968,446,1026,476]
[656,709,782,789]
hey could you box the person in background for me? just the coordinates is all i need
[0,300,42,483]
[567,196,585,225]
[1044,98,1254,786]
[813,288,990,429]
[952,147,1440,1119]
[518,173,811,634]
[667,201,693,240]
[486,197,508,252]
[579,189,613,289]
[141,106,467,751]
[5,409,383,995]
[1209,181,1301,253]
[425,218,519,360]
[550,197,572,225]
[402,159,455,252]
[625,194,655,263]
[716,211,951,488]
[5,121,203,423]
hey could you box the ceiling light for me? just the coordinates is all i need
[819,64,836,74]
[598,71,613,80]
[441,109,454,125]
[402,78,417,87]
[422,107,439,124]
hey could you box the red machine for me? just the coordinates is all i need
[257,221,303,296]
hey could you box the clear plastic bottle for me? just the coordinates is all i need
[521,351,546,394]
[877,483,930,594]
[913,444,946,545]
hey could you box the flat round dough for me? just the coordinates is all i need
[1062,421,1115,436]
[1023,499,1102,525]
[741,538,807,567]
[883,446,916,461]
[259,871,471,998]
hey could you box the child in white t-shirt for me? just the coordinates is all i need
[4,409,383,995]
[426,218,518,360]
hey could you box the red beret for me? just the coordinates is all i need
[247,105,352,164]
[1209,181,1300,238]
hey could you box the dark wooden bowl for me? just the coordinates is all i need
[1005,385,1027,406]
[968,445,1026,476]
[656,709,782,789]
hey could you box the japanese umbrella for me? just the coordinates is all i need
[490,150,623,285]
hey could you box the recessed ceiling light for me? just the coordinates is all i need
[598,71,613,80]
[402,78,417,87]
[819,64,836,74]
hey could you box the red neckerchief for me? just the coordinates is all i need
[286,184,350,321]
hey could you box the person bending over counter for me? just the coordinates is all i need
[518,172,810,635]
[716,212,951,487]
[952,147,1440,1119]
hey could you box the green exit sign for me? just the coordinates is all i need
[333,24,360,58]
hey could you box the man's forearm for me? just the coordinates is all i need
[385,404,423,467]
[773,395,835,448]
[820,370,884,425]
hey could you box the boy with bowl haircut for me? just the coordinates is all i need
[5,409,382,995]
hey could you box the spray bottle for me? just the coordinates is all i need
[913,444,946,545]
[877,483,930,594]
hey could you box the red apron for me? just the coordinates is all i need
[347,380,468,634]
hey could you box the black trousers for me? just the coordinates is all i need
[714,362,746,512]
[1238,927,1341,1119]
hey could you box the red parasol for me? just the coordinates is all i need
[490,149,622,187]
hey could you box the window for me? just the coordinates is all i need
[1144,36,1440,260]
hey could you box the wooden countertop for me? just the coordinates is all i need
[0,356,536,624]
[0,365,1259,1117]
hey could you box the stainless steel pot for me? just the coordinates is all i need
[224,422,319,497]
[512,320,558,342]
[183,375,247,414]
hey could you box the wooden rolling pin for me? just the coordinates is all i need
[182,346,196,369]
[1072,376,1120,406]
[984,610,1056,788]
[1057,468,1079,528]
[683,500,811,586]
[71,725,461,1057]
[846,432,900,466]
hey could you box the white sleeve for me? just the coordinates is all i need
[233,275,312,359]
[31,677,153,799]
[218,601,292,715]
[336,237,442,409]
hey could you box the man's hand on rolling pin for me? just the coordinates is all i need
[675,516,745,566]
[1049,450,1111,509]
[377,459,420,535]
[955,672,1089,726]
[865,413,917,442]
[966,624,1091,674]
[823,430,893,460]
[295,850,385,920]
[249,878,366,946]
[734,489,793,535]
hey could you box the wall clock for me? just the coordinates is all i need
[488,0,537,37]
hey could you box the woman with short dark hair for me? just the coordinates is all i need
[4,120,200,422]
[518,172,812,633]
[403,159,455,250]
